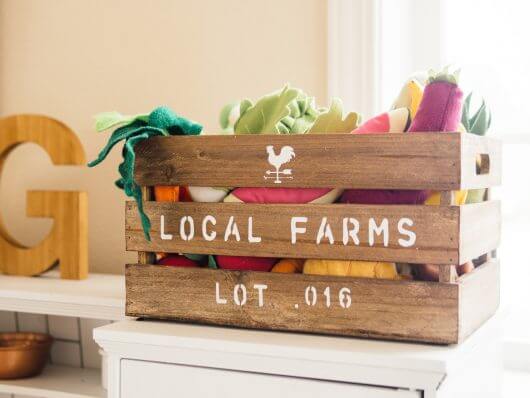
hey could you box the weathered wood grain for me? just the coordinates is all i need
[458,259,499,342]
[125,202,461,264]
[126,264,460,344]
[134,133,463,189]
[137,186,155,265]
[458,201,501,264]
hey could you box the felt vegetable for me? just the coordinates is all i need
[157,254,199,267]
[183,253,218,269]
[354,108,410,134]
[271,258,304,273]
[307,98,360,134]
[154,186,180,202]
[415,261,474,282]
[391,77,425,119]
[461,93,492,136]
[186,186,231,202]
[408,68,463,133]
[88,106,202,240]
[461,93,492,204]
[340,189,429,205]
[216,256,277,272]
[303,259,401,280]
[224,187,342,204]
[233,85,322,135]
[424,190,468,206]
[340,108,420,205]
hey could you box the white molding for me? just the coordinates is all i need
[327,0,381,118]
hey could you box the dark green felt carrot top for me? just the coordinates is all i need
[88,106,202,240]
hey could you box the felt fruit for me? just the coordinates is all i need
[216,256,277,272]
[303,259,401,280]
[271,258,304,273]
[154,186,180,202]
[157,254,199,267]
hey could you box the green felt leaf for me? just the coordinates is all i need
[461,93,492,136]
[427,66,460,85]
[234,86,299,134]
[207,255,218,269]
[308,98,360,134]
[94,111,149,132]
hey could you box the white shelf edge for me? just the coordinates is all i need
[0,270,126,320]
[0,365,104,398]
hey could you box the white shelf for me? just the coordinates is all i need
[0,270,125,320]
[0,365,104,398]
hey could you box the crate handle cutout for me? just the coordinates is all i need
[476,153,490,175]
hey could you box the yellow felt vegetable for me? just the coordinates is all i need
[303,259,401,280]
[392,79,424,119]
[271,258,304,273]
[424,190,468,205]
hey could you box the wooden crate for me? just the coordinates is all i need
[125,132,502,344]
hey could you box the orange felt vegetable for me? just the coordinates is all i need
[271,258,304,273]
[154,186,180,202]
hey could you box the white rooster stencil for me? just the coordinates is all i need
[264,145,295,184]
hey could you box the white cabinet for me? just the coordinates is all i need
[95,317,502,398]
[121,360,420,398]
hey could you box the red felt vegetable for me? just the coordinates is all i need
[157,254,199,267]
[216,256,277,272]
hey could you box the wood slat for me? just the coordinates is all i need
[460,133,502,189]
[458,259,500,342]
[458,201,501,264]
[126,264,459,344]
[133,133,463,189]
[125,202,460,264]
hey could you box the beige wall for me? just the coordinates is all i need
[0,0,327,273]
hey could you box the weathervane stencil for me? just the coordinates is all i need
[264,145,295,184]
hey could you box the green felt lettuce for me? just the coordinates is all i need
[308,98,360,133]
[233,85,322,134]
[88,106,202,240]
